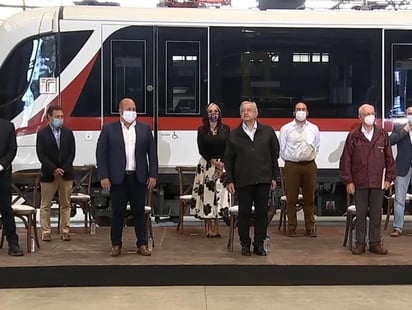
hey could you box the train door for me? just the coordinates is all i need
[385,30,412,121]
[101,25,155,129]
[156,27,208,169]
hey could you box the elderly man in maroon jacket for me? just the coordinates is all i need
[340,104,396,255]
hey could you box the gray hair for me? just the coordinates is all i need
[239,101,258,114]
[358,104,374,117]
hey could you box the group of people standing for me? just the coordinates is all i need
[192,100,321,256]
[0,98,408,257]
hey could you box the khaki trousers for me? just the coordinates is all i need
[40,176,73,235]
[284,160,317,231]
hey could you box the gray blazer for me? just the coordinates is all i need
[390,123,412,177]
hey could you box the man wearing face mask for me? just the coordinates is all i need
[96,98,158,257]
[279,102,320,237]
[388,106,412,237]
[36,106,75,242]
[340,104,395,255]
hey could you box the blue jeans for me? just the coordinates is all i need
[393,166,412,232]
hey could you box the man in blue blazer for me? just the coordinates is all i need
[389,106,412,237]
[96,98,158,257]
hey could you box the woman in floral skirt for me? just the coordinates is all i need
[191,102,231,237]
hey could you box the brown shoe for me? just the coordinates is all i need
[137,245,151,256]
[390,230,402,237]
[352,242,366,255]
[306,229,317,238]
[369,243,388,255]
[41,233,51,242]
[61,233,71,241]
[288,230,296,237]
[111,245,121,257]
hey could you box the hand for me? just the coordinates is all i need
[383,181,391,191]
[403,123,412,132]
[100,178,111,191]
[147,177,156,190]
[270,179,277,190]
[227,182,235,194]
[346,183,355,195]
[53,168,64,177]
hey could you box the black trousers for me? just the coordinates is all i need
[237,183,270,246]
[0,171,18,245]
[354,188,384,244]
[110,174,147,248]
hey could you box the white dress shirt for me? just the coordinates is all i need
[120,120,136,171]
[242,121,257,141]
[361,125,374,142]
[279,119,320,162]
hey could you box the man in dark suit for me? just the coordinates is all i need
[96,98,158,257]
[36,106,75,242]
[225,101,279,256]
[0,118,24,256]
[389,106,412,237]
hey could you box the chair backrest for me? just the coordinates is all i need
[11,171,41,208]
[72,165,94,195]
[175,166,197,196]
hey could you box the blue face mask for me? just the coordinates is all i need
[52,118,63,129]
[408,115,412,125]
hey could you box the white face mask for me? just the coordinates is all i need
[122,110,136,124]
[364,114,375,126]
[295,110,307,122]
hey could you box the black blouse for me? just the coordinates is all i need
[197,124,230,161]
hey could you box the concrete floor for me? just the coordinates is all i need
[0,285,410,309]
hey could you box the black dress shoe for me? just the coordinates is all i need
[253,244,267,256]
[241,244,251,256]
[8,244,24,256]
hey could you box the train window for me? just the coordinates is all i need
[211,27,381,118]
[0,34,56,121]
[390,44,412,118]
[110,40,146,114]
[165,41,201,115]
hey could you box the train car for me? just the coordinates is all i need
[0,6,411,216]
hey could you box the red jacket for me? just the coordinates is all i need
[339,124,396,189]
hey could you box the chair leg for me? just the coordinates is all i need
[33,212,40,248]
[384,200,393,231]
[176,202,184,233]
[26,215,32,253]
[343,214,350,247]
[0,229,4,248]
[282,211,287,234]
[227,215,235,251]
[349,214,354,251]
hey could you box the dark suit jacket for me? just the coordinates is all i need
[390,123,412,177]
[0,119,17,183]
[36,125,76,182]
[96,120,158,185]
[225,122,279,188]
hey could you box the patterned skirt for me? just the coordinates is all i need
[191,157,231,219]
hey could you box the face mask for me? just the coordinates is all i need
[407,115,412,124]
[295,111,307,122]
[364,114,375,126]
[122,111,136,124]
[52,118,63,129]
[208,112,219,122]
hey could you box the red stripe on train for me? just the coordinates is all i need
[66,117,392,132]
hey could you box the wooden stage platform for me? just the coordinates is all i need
[1,220,412,288]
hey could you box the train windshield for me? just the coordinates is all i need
[0,34,56,122]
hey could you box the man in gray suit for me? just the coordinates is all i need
[389,106,412,237]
